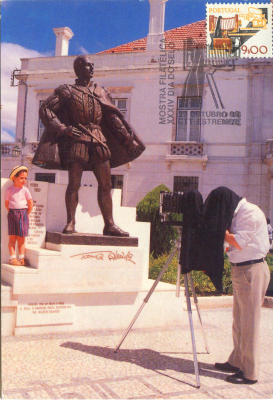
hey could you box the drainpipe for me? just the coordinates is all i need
[11,70,28,164]
[20,79,28,151]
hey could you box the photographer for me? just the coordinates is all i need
[267,217,273,249]
[205,187,270,385]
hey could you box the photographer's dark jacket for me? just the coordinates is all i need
[201,186,242,291]
[32,82,145,170]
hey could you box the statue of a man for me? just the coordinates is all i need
[33,55,145,236]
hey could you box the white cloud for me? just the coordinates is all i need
[1,129,15,143]
[79,46,90,55]
[1,43,43,143]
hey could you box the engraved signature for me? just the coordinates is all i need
[71,250,136,264]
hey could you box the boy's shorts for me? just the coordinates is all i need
[8,208,29,237]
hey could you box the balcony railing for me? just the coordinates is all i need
[169,141,205,156]
[1,143,22,157]
[1,142,39,158]
[166,141,208,169]
[264,140,273,177]
[265,139,273,159]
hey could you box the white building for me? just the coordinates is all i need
[1,0,273,220]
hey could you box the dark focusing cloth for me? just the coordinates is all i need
[180,190,204,275]
[201,186,242,292]
[179,187,241,292]
[8,209,29,237]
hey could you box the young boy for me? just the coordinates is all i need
[5,165,33,266]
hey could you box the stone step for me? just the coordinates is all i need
[25,246,62,269]
[1,264,39,291]
[1,280,17,307]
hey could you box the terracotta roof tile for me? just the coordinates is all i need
[97,20,206,54]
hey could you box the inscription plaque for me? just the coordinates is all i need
[16,301,74,327]
[26,181,48,248]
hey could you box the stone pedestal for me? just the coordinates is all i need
[1,231,148,335]
[1,230,185,335]
[1,178,185,336]
[2,233,143,294]
[2,178,151,335]
[1,231,187,335]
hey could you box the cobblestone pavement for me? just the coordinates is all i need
[2,308,273,399]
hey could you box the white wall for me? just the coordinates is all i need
[6,51,271,221]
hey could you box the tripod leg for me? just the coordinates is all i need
[114,243,179,353]
[176,263,181,297]
[184,273,200,388]
[176,236,181,297]
[189,273,210,354]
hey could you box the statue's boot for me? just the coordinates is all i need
[63,221,77,234]
[103,224,129,237]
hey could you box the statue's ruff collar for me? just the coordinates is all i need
[75,79,94,88]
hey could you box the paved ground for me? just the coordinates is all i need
[2,307,273,399]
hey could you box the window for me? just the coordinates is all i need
[38,98,128,140]
[111,175,124,204]
[112,98,128,118]
[38,100,45,141]
[176,97,201,142]
[35,173,55,183]
[173,176,199,193]
[111,174,123,190]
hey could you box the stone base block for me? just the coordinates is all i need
[1,282,17,336]
[9,280,186,336]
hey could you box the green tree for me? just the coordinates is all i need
[136,184,178,257]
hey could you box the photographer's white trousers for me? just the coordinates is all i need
[228,261,270,380]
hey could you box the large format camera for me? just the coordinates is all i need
[159,191,184,225]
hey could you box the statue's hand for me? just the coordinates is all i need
[60,126,74,137]
[127,140,143,157]
[60,126,82,138]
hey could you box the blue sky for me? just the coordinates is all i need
[2,0,207,55]
[1,0,262,142]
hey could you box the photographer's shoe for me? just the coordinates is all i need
[214,362,240,373]
[103,224,129,237]
[226,371,257,385]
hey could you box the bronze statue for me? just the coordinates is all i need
[33,55,145,236]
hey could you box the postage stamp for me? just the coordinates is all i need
[206,3,273,58]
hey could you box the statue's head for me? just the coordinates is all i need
[73,55,94,80]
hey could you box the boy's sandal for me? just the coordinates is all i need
[9,258,21,266]
[19,258,28,266]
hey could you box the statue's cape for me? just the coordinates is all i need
[32,84,145,170]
